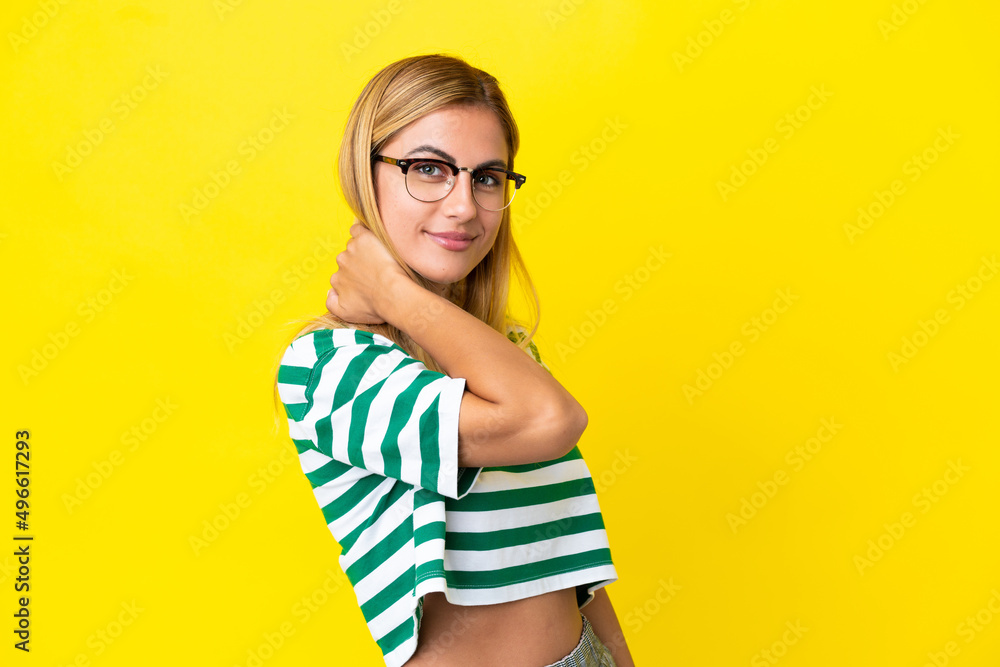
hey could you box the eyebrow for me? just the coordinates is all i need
[403,144,508,170]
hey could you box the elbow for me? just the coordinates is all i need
[537,398,588,461]
[570,401,588,448]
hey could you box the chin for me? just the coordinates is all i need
[415,266,472,288]
[425,271,469,286]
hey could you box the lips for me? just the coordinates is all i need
[429,231,473,241]
[426,231,474,251]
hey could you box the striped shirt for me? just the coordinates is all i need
[277,326,617,667]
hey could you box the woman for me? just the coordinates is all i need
[274,54,633,667]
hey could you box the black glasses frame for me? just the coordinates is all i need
[373,155,526,210]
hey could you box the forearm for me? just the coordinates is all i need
[583,587,635,666]
[381,277,586,455]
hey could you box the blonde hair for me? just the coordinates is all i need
[271,54,540,429]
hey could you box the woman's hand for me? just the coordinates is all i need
[326,220,409,325]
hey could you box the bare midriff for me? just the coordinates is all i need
[403,587,583,667]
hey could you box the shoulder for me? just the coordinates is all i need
[277,328,423,419]
[281,327,403,368]
[277,328,410,406]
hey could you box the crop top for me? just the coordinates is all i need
[276,326,618,667]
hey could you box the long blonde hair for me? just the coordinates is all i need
[271,54,540,426]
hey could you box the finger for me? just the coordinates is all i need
[329,270,345,291]
[325,288,340,315]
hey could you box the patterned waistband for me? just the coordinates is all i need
[542,614,617,667]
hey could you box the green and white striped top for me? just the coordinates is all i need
[277,326,617,667]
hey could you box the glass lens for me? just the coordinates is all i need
[402,161,518,210]
[472,168,514,211]
[405,160,452,202]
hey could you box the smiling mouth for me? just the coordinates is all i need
[429,231,474,241]
[426,231,475,251]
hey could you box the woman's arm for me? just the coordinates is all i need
[383,276,586,467]
[328,223,587,468]
[583,587,635,666]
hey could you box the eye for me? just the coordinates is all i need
[474,169,504,189]
[411,161,447,180]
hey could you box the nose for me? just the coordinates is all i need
[441,171,477,220]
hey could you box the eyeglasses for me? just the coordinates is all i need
[373,155,527,212]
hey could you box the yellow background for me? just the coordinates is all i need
[3,1,999,665]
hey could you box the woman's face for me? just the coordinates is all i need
[374,104,508,299]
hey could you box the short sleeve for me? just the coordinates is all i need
[277,328,479,500]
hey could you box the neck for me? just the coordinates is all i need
[439,279,466,306]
